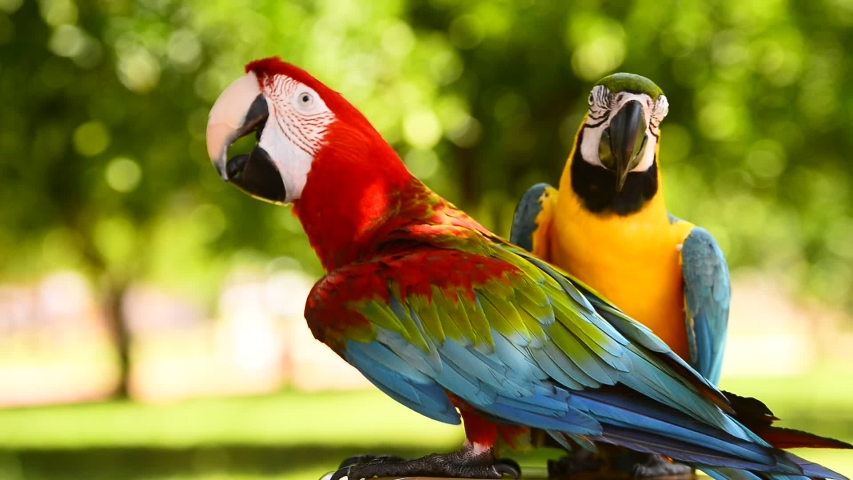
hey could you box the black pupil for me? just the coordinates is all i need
[301,94,310,103]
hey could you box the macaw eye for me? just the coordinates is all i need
[297,91,314,109]
[588,85,612,111]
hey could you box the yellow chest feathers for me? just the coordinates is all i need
[546,195,694,359]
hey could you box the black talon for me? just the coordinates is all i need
[496,457,521,472]
[494,460,521,479]
[329,468,349,480]
[337,455,366,469]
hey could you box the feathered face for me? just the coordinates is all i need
[206,58,340,204]
[579,74,669,191]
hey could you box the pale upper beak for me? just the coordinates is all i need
[206,71,287,203]
[207,72,264,180]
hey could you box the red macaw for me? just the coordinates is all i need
[205,57,851,480]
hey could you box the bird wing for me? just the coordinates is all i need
[680,226,731,385]
[509,183,557,257]
[302,239,833,477]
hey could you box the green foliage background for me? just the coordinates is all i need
[3,1,853,478]
[2,0,853,309]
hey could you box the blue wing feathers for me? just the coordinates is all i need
[493,388,571,416]
[491,331,546,380]
[374,327,441,377]
[487,400,600,436]
[569,393,773,465]
[681,226,731,385]
[781,451,848,479]
[701,468,766,480]
[510,183,551,251]
[529,346,590,390]
[602,428,777,472]
[344,340,460,425]
[349,335,435,381]
[441,340,533,397]
[597,304,726,404]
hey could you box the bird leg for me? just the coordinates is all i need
[330,443,520,480]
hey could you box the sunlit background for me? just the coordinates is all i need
[1,0,852,478]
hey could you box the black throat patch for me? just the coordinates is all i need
[570,126,659,216]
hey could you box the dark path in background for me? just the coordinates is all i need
[0,445,429,480]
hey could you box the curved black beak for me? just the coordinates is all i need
[222,96,286,204]
[599,100,648,191]
[226,146,287,204]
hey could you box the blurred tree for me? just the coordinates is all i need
[1,0,853,397]
[0,0,323,397]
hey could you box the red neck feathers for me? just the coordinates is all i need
[293,119,421,271]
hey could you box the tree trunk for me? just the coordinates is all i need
[456,146,478,207]
[103,279,132,399]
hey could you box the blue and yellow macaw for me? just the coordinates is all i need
[511,73,731,475]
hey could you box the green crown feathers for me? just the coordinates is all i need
[596,73,664,99]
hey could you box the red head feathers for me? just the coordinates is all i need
[208,57,428,270]
[244,56,378,142]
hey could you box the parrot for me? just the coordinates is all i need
[205,57,851,480]
[512,73,727,385]
[509,74,730,475]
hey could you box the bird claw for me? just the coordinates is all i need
[631,454,692,478]
[495,457,522,475]
[331,445,520,479]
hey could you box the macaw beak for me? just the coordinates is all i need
[206,72,287,204]
[598,100,648,191]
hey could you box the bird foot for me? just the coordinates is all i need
[631,454,692,478]
[331,444,521,479]
[547,449,602,477]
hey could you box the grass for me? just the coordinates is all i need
[721,364,853,417]
[0,390,462,449]
[0,390,462,480]
[0,367,851,479]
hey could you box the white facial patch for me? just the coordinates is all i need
[580,90,669,173]
[257,75,336,202]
